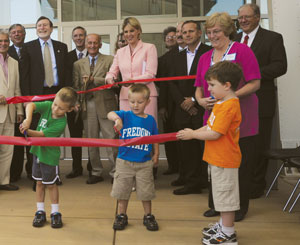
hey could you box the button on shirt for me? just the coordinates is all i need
[241,25,259,47]
[186,41,201,75]
[39,38,58,86]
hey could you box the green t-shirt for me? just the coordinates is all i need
[30,101,67,166]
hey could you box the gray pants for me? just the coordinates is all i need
[84,99,118,177]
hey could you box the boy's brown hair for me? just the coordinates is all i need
[205,61,243,91]
[128,84,150,100]
[56,87,78,108]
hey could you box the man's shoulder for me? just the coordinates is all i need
[99,53,114,61]
[24,39,39,48]
[257,27,283,39]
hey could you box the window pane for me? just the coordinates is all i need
[0,0,57,25]
[62,0,116,21]
[141,33,164,57]
[121,0,177,17]
[182,0,246,17]
[260,0,269,15]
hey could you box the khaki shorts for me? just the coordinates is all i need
[111,158,155,201]
[210,165,240,212]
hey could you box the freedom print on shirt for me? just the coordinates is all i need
[115,110,158,163]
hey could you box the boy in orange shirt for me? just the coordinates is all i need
[177,61,242,245]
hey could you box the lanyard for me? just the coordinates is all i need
[210,41,234,66]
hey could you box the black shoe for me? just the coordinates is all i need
[33,210,46,227]
[235,210,246,222]
[163,169,177,175]
[66,170,83,179]
[143,214,159,231]
[0,184,19,191]
[113,213,128,230]
[203,208,220,217]
[173,187,202,195]
[171,179,186,187]
[51,212,63,228]
[86,175,104,184]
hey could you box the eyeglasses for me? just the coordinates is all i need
[118,40,126,43]
[166,35,176,40]
[206,29,222,36]
[237,15,255,21]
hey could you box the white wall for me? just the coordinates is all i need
[271,0,300,147]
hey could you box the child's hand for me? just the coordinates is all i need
[114,118,123,132]
[19,119,30,134]
[177,128,194,140]
[152,153,159,166]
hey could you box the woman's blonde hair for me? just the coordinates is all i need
[205,12,236,40]
[122,17,142,33]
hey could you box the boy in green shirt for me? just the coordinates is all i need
[20,87,78,229]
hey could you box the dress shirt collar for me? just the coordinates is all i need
[76,48,87,58]
[88,54,99,65]
[186,41,201,54]
[242,25,259,47]
[39,38,53,47]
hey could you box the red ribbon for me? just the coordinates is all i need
[0,133,178,147]
[6,75,196,104]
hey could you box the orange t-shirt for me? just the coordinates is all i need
[203,98,242,168]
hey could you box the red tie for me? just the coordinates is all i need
[243,35,249,45]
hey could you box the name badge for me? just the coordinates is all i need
[225,53,236,61]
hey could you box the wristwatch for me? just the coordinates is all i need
[191,97,195,102]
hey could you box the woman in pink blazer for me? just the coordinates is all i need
[105,17,158,121]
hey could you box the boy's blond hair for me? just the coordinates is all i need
[56,87,78,108]
[128,84,150,100]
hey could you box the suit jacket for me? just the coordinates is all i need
[157,46,180,113]
[235,27,287,117]
[24,38,68,95]
[169,43,212,124]
[73,53,117,118]
[106,40,158,100]
[65,49,78,87]
[0,57,23,123]
[8,45,30,96]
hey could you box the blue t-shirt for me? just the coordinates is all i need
[116,110,158,163]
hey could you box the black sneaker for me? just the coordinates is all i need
[202,222,221,238]
[143,214,159,231]
[202,230,237,245]
[113,213,128,230]
[33,210,46,227]
[51,212,63,228]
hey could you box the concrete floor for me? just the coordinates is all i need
[1,160,300,245]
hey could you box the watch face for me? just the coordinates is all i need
[191,97,195,102]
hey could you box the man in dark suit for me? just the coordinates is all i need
[169,20,211,195]
[236,3,287,199]
[157,26,179,176]
[25,16,68,96]
[65,26,89,179]
[8,24,31,182]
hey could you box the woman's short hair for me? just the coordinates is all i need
[205,12,236,40]
[122,17,142,33]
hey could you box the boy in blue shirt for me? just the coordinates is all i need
[108,84,159,231]
[20,87,78,229]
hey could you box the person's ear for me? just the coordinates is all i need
[224,81,232,90]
